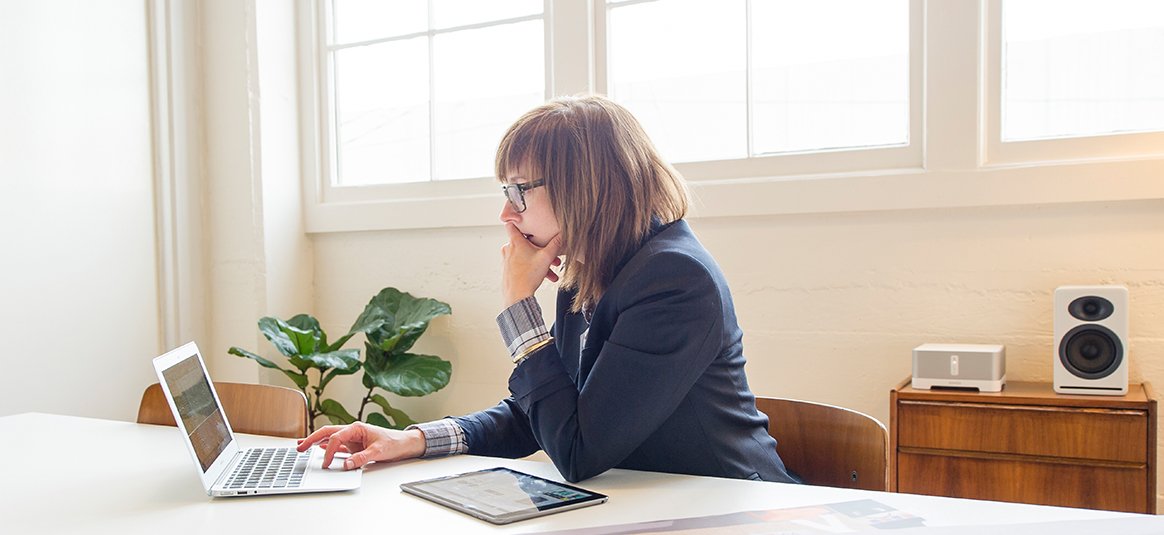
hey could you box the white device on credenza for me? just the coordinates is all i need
[1053,285,1128,396]
[912,343,1006,392]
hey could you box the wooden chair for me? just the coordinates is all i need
[137,382,310,439]
[756,397,889,491]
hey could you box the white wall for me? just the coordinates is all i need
[0,0,161,420]
[305,200,1164,430]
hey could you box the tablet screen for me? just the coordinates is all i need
[401,467,607,524]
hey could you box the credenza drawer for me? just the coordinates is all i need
[897,400,1147,463]
[897,452,1150,513]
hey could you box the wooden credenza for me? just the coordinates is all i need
[890,378,1156,513]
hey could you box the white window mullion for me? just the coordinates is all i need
[427,1,437,182]
[744,0,754,158]
[549,0,594,96]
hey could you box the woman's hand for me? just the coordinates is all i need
[501,222,562,307]
[296,422,426,470]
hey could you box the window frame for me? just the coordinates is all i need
[595,0,924,181]
[982,0,1164,165]
[298,0,1164,234]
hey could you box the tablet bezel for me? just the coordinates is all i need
[400,467,608,524]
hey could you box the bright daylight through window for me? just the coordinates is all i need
[1003,0,1164,141]
[607,0,909,163]
[328,0,544,186]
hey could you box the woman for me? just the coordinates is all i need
[298,95,795,484]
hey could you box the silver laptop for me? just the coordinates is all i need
[152,342,361,497]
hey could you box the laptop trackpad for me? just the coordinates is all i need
[306,450,361,490]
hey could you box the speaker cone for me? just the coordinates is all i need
[1059,324,1122,379]
[1068,296,1114,322]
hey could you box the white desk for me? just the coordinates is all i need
[1,413,1158,534]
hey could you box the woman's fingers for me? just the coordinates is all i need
[502,224,563,306]
[296,425,347,452]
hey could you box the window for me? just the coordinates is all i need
[1002,0,1164,141]
[300,0,1162,233]
[606,0,910,163]
[326,0,545,185]
[984,0,1164,163]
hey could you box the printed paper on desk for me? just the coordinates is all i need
[529,499,925,535]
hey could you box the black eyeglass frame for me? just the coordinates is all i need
[501,180,546,213]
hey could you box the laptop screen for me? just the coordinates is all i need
[161,354,231,471]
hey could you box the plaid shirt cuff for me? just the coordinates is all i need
[406,419,467,458]
[497,296,551,359]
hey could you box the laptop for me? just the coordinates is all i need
[152,342,361,497]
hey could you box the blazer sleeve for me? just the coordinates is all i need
[452,396,542,459]
[507,250,725,482]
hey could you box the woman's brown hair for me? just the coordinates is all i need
[495,94,690,312]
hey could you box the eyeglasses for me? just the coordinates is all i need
[501,180,545,213]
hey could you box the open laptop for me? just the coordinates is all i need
[152,341,361,497]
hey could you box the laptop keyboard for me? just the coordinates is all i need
[225,448,309,490]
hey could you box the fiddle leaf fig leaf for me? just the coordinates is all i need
[302,349,361,372]
[364,352,451,397]
[368,394,416,429]
[363,341,389,373]
[228,347,309,389]
[283,314,323,355]
[365,288,451,354]
[351,304,392,334]
[320,361,361,391]
[286,354,315,373]
[365,412,393,429]
[257,317,300,357]
[320,399,356,426]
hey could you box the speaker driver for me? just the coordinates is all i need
[1059,324,1122,379]
[1068,295,1114,322]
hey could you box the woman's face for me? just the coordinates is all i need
[500,170,560,248]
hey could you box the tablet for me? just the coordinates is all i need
[400,467,608,524]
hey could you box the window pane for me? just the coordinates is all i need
[1003,0,1164,141]
[334,39,430,185]
[608,0,747,163]
[751,0,909,155]
[333,0,427,43]
[433,21,544,180]
[432,0,542,30]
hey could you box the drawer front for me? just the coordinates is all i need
[897,452,1150,514]
[897,401,1147,463]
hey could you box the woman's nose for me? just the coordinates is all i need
[500,199,520,223]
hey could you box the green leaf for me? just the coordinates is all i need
[286,354,316,372]
[301,349,361,371]
[364,352,452,397]
[346,303,391,335]
[363,341,389,373]
[365,412,393,429]
[319,398,356,426]
[228,347,309,389]
[283,314,324,355]
[319,360,362,390]
[257,317,300,357]
[364,288,451,354]
[324,332,356,353]
[369,394,416,429]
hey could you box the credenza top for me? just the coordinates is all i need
[891,378,1155,409]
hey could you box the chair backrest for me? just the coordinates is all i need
[137,382,309,439]
[755,397,889,491]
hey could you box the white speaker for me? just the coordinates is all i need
[1053,285,1128,396]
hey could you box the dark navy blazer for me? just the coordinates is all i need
[455,220,794,483]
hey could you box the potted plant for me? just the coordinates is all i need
[229,287,452,432]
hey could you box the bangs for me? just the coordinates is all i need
[494,105,562,184]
